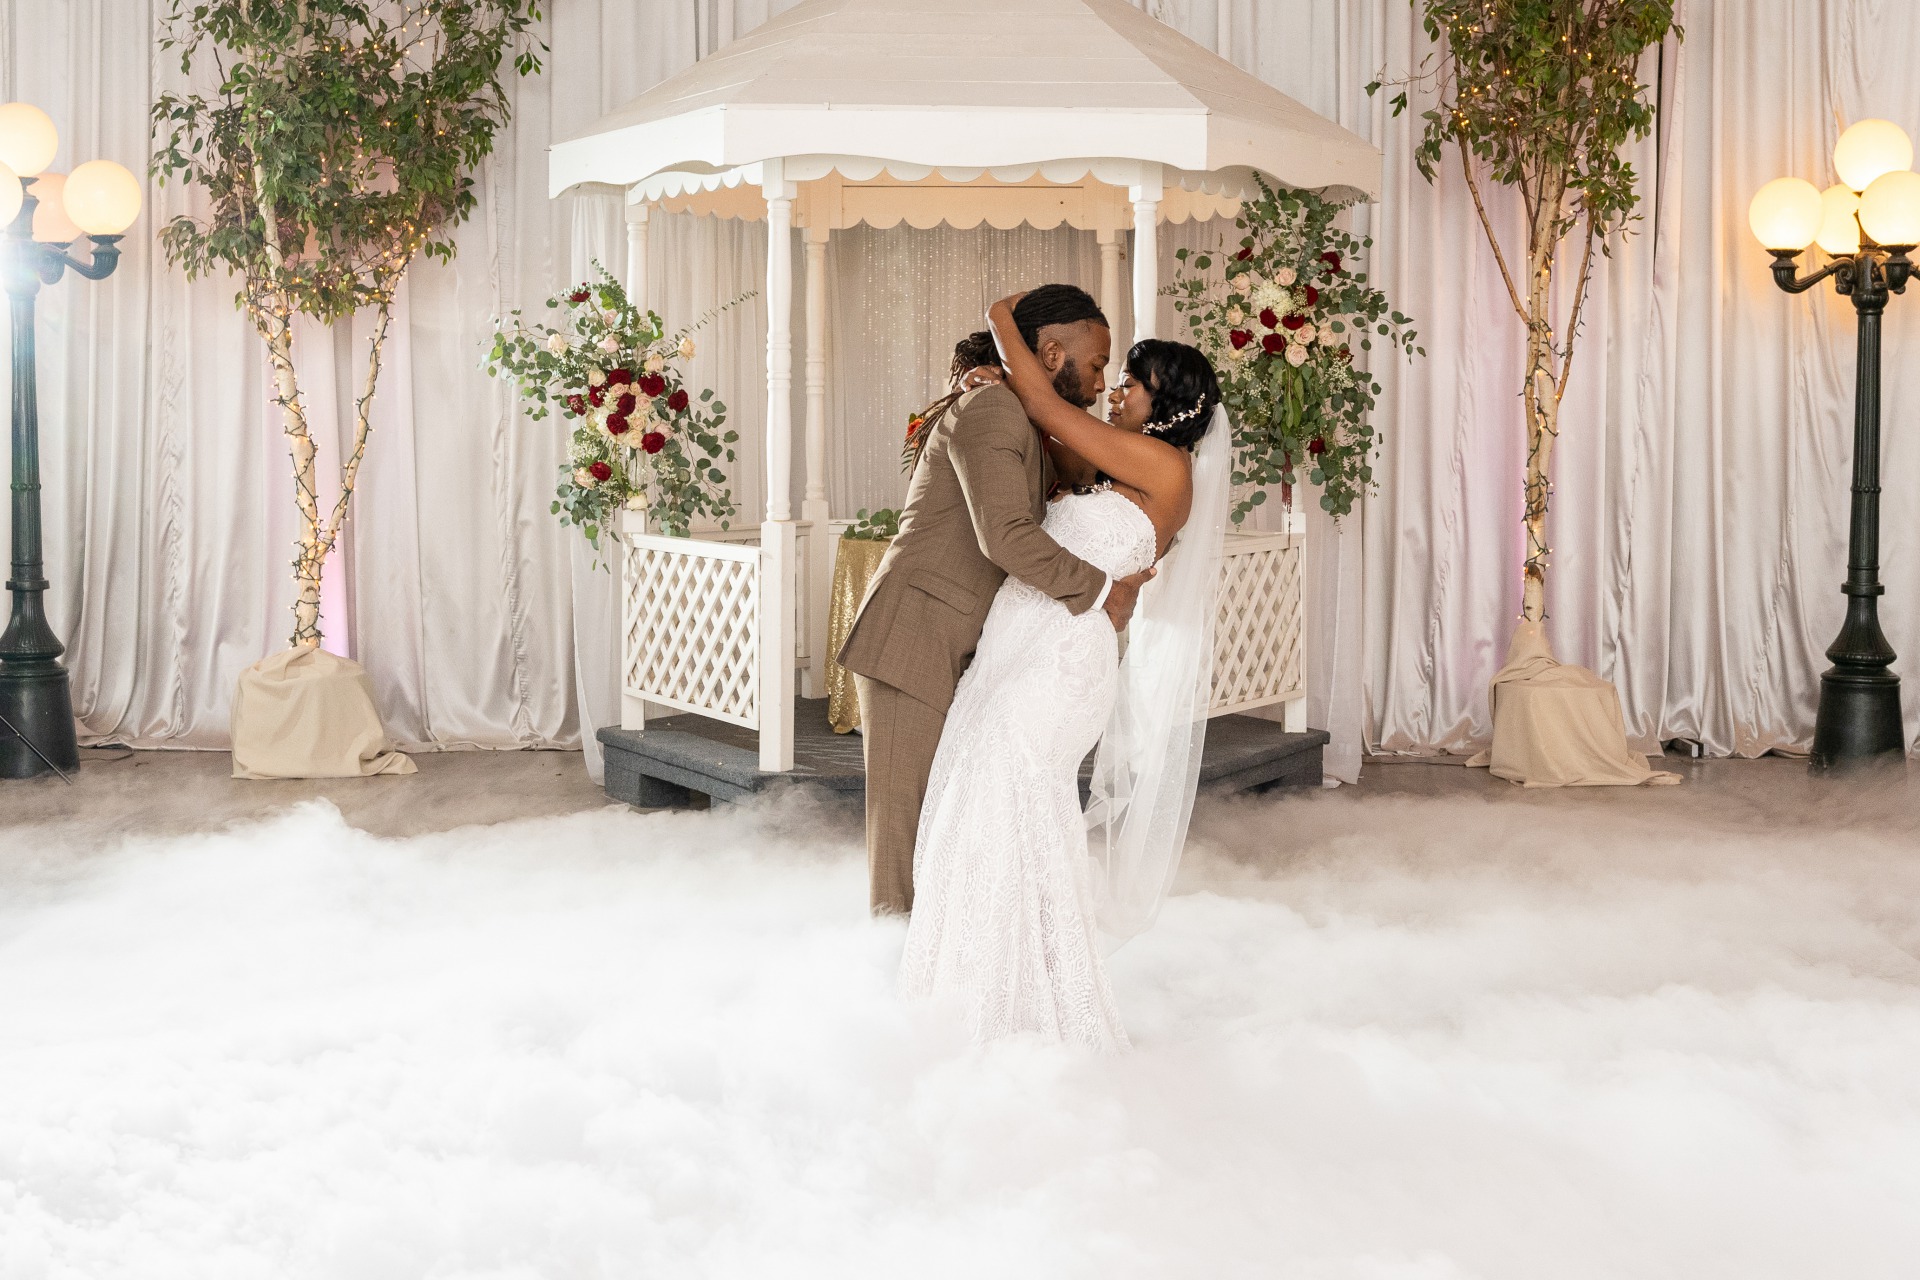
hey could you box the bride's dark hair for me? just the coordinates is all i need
[1126,340,1221,452]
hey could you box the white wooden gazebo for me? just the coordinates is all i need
[550,0,1382,771]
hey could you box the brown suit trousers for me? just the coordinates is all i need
[839,385,1107,915]
[853,675,945,915]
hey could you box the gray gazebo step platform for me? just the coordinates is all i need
[599,698,1327,809]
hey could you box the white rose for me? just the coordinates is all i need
[1285,343,1309,368]
[1275,267,1298,287]
[545,333,569,355]
[602,309,620,326]
[574,467,597,487]
[597,334,620,355]
[586,367,606,387]
[624,494,648,510]
[645,353,665,373]
[678,337,696,359]
[1225,306,1246,326]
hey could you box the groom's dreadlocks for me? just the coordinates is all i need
[1012,284,1108,351]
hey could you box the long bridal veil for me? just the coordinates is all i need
[1085,405,1233,944]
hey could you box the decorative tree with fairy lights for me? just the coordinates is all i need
[153,0,544,649]
[1373,1,1675,624]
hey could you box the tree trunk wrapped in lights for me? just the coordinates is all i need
[154,0,544,648]
[1374,1,1684,787]
[1374,0,1676,622]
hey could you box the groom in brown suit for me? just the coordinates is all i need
[838,285,1152,915]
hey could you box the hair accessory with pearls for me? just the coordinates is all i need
[1145,399,1209,437]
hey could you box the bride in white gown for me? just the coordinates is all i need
[899,293,1232,1050]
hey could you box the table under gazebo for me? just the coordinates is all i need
[548,0,1381,784]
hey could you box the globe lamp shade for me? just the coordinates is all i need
[0,102,58,179]
[1814,183,1862,256]
[1858,169,1920,249]
[27,172,82,244]
[1833,119,1914,193]
[0,160,21,229]
[61,159,141,236]
[1748,177,1823,252]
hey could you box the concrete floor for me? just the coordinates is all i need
[3,745,1915,850]
[0,747,613,845]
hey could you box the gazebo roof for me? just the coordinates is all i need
[548,0,1381,201]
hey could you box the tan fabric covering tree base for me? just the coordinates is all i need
[230,646,417,780]
[1466,621,1680,788]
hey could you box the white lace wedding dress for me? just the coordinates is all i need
[898,487,1159,1051]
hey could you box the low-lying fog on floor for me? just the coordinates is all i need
[2,784,1916,1279]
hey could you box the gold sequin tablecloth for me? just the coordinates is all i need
[827,534,893,733]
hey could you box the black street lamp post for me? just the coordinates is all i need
[0,105,145,780]
[1751,119,1920,771]
[1768,245,1916,769]
[0,196,122,780]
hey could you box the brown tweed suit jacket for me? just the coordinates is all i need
[838,383,1107,712]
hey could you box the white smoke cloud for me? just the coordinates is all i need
[1,786,1916,1278]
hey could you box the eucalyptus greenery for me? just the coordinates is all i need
[1169,178,1418,521]
[1370,0,1676,621]
[152,0,544,647]
[843,508,903,542]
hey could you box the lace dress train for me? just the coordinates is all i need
[898,489,1159,1050]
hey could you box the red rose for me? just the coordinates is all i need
[616,393,637,416]
[1258,307,1279,329]
[1236,247,1253,261]
[1261,333,1286,355]
[605,414,630,435]
[1320,251,1342,274]
[569,288,590,304]
[1337,345,1353,363]
[565,394,587,416]
[588,461,612,481]
[641,432,666,454]
[606,368,632,386]
[1307,437,1327,456]
[1304,285,1319,307]
[1282,313,1307,330]
[667,389,689,412]
[638,373,667,399]
[1228,329,1253,350]
[587,385,606,407]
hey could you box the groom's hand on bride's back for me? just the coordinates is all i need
[1102,567,1155,631]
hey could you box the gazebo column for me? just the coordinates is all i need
[621,197,656,732]
[1098,227,1124,374]
[760,164,798,771]
[625,201,649,314]
[1130,166,1164,342]
[800,224,833,699]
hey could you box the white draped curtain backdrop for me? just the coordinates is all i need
[4,0,1917,783]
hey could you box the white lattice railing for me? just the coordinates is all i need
[1209,529,1304,718]
[622,532,762,728]
[618,513,1302,768]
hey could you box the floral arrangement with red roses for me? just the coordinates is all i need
[1170,176,1419,520]
[485,267,739,546]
